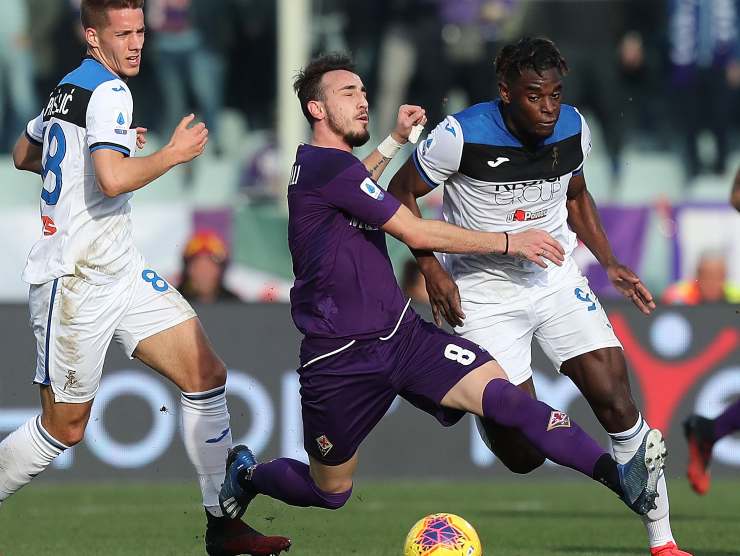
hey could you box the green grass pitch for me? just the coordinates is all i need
[1,478,738,555]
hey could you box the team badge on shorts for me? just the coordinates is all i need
[316,435,334,456]
[63,370,79,392]
[546,410,571,431]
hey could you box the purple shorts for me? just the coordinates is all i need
[297,312,493,465]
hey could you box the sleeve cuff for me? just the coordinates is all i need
[25,130,42,147]
[412,150,439,189]
[90,142,131,157]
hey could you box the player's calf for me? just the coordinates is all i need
[219,445,353,520]
[475,416,546,474]
[180,385,232,516]
[0,416,69,503]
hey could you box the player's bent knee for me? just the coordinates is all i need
[52,423,86,447]
[206,359,227,386]
[314,476,353,495]
[187,357,227,392]
[314,484,353,510]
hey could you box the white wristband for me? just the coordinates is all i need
[377,135,404,159]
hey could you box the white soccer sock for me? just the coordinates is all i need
[0,416,68,502]
[181,386,232,517]
[609,414,674,548]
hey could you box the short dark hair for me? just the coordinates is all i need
[293,53,356,126]
[81,0,145,30]
[495,37,568,84]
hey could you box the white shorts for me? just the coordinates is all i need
[457,263,622,385]
[29,255,196,403]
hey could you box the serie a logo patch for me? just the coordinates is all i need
[360,178,384,200]
[546,410,571,431]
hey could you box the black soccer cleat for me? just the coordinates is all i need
[220,445,259,520]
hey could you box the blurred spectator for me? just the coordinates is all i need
[376,0,525,133]
[341,0,392,104]
[732,167,740,212]
[437,0,526,103]
[663,251,740,304]
[521,0,663,186]
[177,230,241,303]
[401,259,430,305]
[27,0,68,98]
[0,0,37,151]
[147,0,232,152]
[669,0,739,180]
[238,136,283,204]
[228,0,277,130]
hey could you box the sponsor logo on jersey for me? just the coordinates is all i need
[316,434,333,456]
[506,208,549,222]
[41,215,57,236]
[114,128,128,135]
[444,120,456,137]
[487,157,510,167]
[349,217,379,231]
[546,410,571,431]
[112,85,126,92]
[485,177,564,206]
[360,177,384,200]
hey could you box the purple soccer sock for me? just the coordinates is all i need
[713,399,740,442]
[482,379,607,477]
[250,458,351,510]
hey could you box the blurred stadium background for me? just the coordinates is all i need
[0,0,739,554]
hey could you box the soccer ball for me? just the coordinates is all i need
[404,513,483,555]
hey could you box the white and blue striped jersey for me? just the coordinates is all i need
[413,100,591,300]
[23,57,138,285]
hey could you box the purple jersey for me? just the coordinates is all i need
[288,144,409,340]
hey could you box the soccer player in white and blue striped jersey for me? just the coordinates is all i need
[389,37,690,556]
[1,1,289,554]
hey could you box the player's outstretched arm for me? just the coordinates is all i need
[566,173,655,314]
[382,204,564,266]
[362,105,426,182]
[388,157,465,326]
[731,167,740,212]
[12,134,42,175]
[92,114,207,197]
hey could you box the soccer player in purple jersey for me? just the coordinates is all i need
[684,400,740,495]
[218,53,667,543]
